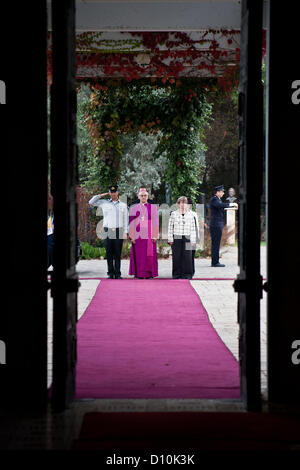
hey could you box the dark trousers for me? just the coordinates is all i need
[210,225,223,265]
[172,237,193,279]
[192,249,195,276]
[47,234,54,268]
[104,228,124,277]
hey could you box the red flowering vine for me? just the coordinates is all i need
[47,30,241,91]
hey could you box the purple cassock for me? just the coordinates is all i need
[129,202,159,278]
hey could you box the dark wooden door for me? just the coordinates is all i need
[50,0,79,411]
[0,1,48,410]
[234,0,264,411]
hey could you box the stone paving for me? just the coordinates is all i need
[1,246,267,450]
[75,244,244,279]
[48,245,267,398]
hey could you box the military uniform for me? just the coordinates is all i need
[209,185,236,267]
[89,185,128,278]
[190,209,200,276]
[187,198,200,276]
[47,212,54,268]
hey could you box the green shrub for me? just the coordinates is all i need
[81,242,106,260]
[121,240,132,258]
[81,240,131,259]
[94,238,105,248]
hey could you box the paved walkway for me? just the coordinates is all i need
[9,246,267,450]
[48,245,267,397]
[75,245,250,279]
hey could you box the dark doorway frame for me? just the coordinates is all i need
[2,0,299,416]
[49,0,264,412]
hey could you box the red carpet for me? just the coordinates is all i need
[78,277,237,280]
[75,279,240,399]
[72,411,300,452]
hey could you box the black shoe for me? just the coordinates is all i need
[212,263,225,267]
[107,275,114,279]
[115,276,122,279]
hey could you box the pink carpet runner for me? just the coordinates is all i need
[75,279,240,399]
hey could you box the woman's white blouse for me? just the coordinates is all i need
[168,210,197,244]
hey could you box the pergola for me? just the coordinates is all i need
[46,0,251,82]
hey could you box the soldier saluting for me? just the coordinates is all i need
[209,185,238,267]
[89,185,128,279]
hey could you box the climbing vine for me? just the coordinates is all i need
[81,77,213,201]
[48,31,247,200]
[48,30,241,92]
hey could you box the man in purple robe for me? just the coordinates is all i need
[129,189,159,279]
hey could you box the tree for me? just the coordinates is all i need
[79,78,212,202]
[118,132,167,200]
[201,89,239,198]
[77,84,113,191]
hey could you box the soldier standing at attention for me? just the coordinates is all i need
[209,185,238,267]
[89,185,128,279]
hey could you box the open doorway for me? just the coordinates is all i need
[48,1,265,412]
[3,0,300,454]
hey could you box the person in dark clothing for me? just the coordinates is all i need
[47,186,82,268]
[209,185,238,267]
[187,197,200,276]
[47,191,54,268]
[168,196,196,279]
